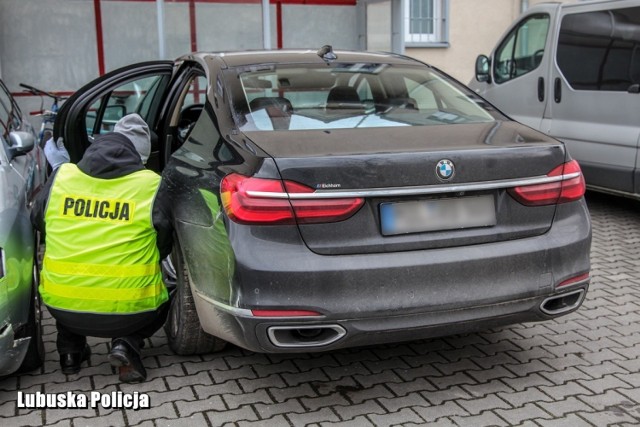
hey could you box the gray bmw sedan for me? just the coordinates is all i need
[55,48,591,354]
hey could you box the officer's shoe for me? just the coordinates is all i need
[109,340,147,383]
[60,344,91,375]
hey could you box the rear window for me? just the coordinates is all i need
[231,63,496,132]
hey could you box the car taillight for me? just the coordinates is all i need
[558,272,590,288]
[508,160,586,206]
[220,173,364,225]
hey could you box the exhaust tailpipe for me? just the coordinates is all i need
[540,289,585,315]
[267,325,346,348]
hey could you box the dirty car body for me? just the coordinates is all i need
[55,49,592,354]
[0,79,46,374]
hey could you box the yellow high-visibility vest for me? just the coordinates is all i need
[40,163,168,314]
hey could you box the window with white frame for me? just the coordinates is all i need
[405,0,448,45]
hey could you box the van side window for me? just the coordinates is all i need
[557,7,640,91]
[494,14,550,84]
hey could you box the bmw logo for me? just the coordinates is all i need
[435,159,455,181]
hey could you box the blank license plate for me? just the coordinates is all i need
[380,195,496,236]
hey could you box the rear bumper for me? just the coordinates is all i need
[188,201,591,352]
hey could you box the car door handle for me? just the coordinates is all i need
[554,78,562,103]
[538,77,545,102]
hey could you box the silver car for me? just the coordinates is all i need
[0,79,46,375]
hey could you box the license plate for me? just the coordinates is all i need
[380,195,496,236]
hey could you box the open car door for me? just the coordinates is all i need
[54,61,175,172]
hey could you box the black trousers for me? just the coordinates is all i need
[55,301,170,355]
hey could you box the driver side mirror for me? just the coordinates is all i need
[7,131,36,162]
[475,55,492,83]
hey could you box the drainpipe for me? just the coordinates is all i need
[390,0,404,54]
[157,0,166,58]
[262,0,271,49]
[521,0,529,13]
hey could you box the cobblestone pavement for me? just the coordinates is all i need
[1,192,639,427]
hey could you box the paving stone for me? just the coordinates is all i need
[239,414,291,427]
[579,389,637,412]
[210,366,258,384]
[165,371,213,390]
[253,399,306,418]
[535,412,595,427]
[498,388,554,408]
[377,392,430,412]
[350,370,403,389]
[456,393,512,415]
[430,372,477,389]
[300,392,350,411]
[193,380,242,399]
[462,379,515,397]
[207,406,259,426]
[577,408,640,426]
[72,410,126,427]
[238,373,287,392]
[577,375,634,395]
[412,400,469,422]
[367,407,424,426]
[252,360,300,377]
[175,395,225,418]
[153,412,209,427]
[1,411,44,427]
[494,402,553,425]
[386,377,436,396]
[332,399,387,421]
[281,368,329,386]
[538,381,594,400]
[449,411,510,427]
[286,407,340,425]
[222,389,272,409]
[422,385,473,406]
[394,364,442,381]
[537,396,595,417]
[125,402,177,425]
[323,363,371,380]
[269,383,317,403]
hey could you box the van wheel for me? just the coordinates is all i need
[164,244,227,355]
[18,257,45,373]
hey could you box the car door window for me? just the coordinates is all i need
[557,7,640,91]
[494,14,550,84]
[85,75,165,138]
[170,75,207,144]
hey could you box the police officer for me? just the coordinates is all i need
[32,114,173,383]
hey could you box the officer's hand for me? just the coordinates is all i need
[44,137,70,169]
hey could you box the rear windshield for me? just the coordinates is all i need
[231,63,497,132]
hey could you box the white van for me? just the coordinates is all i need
[469,0,640,199]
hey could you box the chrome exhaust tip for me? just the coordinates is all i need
[267,325,346,348]
[540,289,585,315]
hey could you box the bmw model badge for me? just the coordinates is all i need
[435,159,455,181]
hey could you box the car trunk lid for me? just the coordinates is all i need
[243,121,567,255]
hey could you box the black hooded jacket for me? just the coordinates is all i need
[32,132,173,260]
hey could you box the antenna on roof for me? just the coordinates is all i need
[317,45,337,62]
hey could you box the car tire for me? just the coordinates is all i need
[164,243,227,355]
[18,253,45,373]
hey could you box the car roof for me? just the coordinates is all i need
[188,49,425,69]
